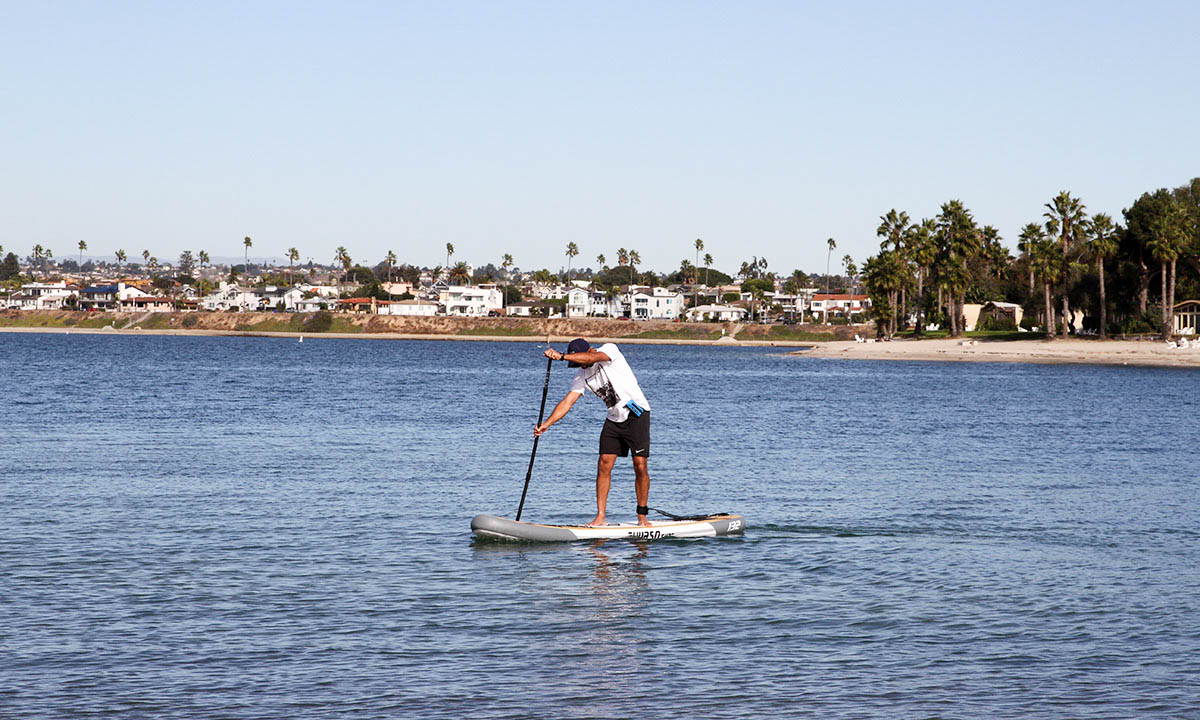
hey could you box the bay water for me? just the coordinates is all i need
[2,333,1197,718]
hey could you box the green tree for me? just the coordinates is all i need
[823,238,836,323]
[449,261,471,285]
[1025,223,1061,336]
[334,246,351,288]
[1089,213,1119,338]
[876,210,912,327]
[1043,191,1090,336]
[78,240,87,278]
[115,249,127,274]
[445,242,454,269]
[935,200,980,337]
[288,247,301,286]
[242,237,252,279]
[565,241,579,283]
[595,253,606,270]
[692,238,704,305]
[0,252,19,280]
[198,250,209,294]
[1141,190,1188,336]
[384,250,396,283]
[703,252,714,287]
[907,219,937,336]
[628,250,641,285]
[177,250,196,279]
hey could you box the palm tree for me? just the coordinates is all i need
[78,240,87,278]
[288,247,300,287]
[115,249,127,276]
[334,246,351,290]
[242,237,253,281]
[1043,191,1089,337]
[629,250,641,286]
[691,238,705,306]
[501,253,514,308]
[1025,223,1060,337]
[198,250,209,295]
[596,253,606,269]
[445,243,454,269]
[1144,192,1188,337]
[565,241,579,284]
[936,200,981,337]
[876,210,912,327]
[842,254,856,296]
[449,261,471,285]
[385,250,397,283]
[823,238,836,323]
[142,249,150,274]
[1089,213,1118,338]
[616,247,629,277]
[703,252,713,288]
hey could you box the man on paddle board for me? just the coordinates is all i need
[533,338,652,527]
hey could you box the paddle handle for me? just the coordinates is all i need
[516,356,554,520]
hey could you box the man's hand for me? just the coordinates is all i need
[533,423,549,437]
[542,348,564,361]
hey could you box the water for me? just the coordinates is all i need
[2,333,1198,719]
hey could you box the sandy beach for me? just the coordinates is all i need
[794,337,1200,368]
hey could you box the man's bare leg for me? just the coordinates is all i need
[586,454,617,527]
[633,455,651,526]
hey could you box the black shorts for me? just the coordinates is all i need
[599,411,650,457]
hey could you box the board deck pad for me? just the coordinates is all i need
[471,513,745,542]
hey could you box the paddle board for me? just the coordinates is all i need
[471,513,745,542]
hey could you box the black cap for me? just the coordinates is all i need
[566,338,590,367]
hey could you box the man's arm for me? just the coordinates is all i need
[534,391,582,436]
[543,347,611,365]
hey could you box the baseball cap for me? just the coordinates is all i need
[566,338,590,367]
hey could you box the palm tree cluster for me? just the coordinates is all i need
[859,177,1200,339]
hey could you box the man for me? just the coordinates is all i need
[533,338,652,527]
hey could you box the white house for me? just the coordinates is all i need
[685,304,748,322]
[565,288,612,318]
[388,299,439,316]
[257,286,305,312]
[79,282,148,311]
[202,282,261,312]
[119,295,175,312]
[297,283,340,299]
[7,281,79,310]
[295,296,331,313]
[811,293,870,318]
[439,285,503,316]
[627,287,685,320]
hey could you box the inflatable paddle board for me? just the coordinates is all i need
[471,513,745,542]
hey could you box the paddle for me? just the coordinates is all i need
[516,356,554,521]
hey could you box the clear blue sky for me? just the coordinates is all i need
[3,1,1197,275]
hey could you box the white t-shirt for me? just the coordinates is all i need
[568,343,651,423]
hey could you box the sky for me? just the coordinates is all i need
[2,1,1198,275]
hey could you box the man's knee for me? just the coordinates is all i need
[597,454,618,472]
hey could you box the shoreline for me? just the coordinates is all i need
[792,337,1200,368]
[0,325,810,348]
[5,324,1200,366]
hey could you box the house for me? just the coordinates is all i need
[80,282,148,311]
[388,299,439,316]
[119,295,175,312]
[1174,300,1200,335]
[506,301,554,317]
[298,283,340,299]
[6,281,79,310]
[257,286,305,312]
[201,282,261,312]
[439,285,502,316]
[684,304,748,322]
[295,296,331,313]
[811,293,870,318]
[967,301,1024,331]
[337,298,382,314]
[627,287,685,320]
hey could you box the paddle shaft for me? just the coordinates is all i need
[516,356,554,520]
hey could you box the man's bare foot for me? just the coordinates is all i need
[637,518,652,527]
[584,516,607,527]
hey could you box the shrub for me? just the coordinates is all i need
[182,314,200,328]
[1119,315,1155,335]
[976,314,1017,332]
[302,309,333,333]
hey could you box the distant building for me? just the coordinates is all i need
[684,304,748,322]
[439,286,502,317]
[811,293,870,318]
